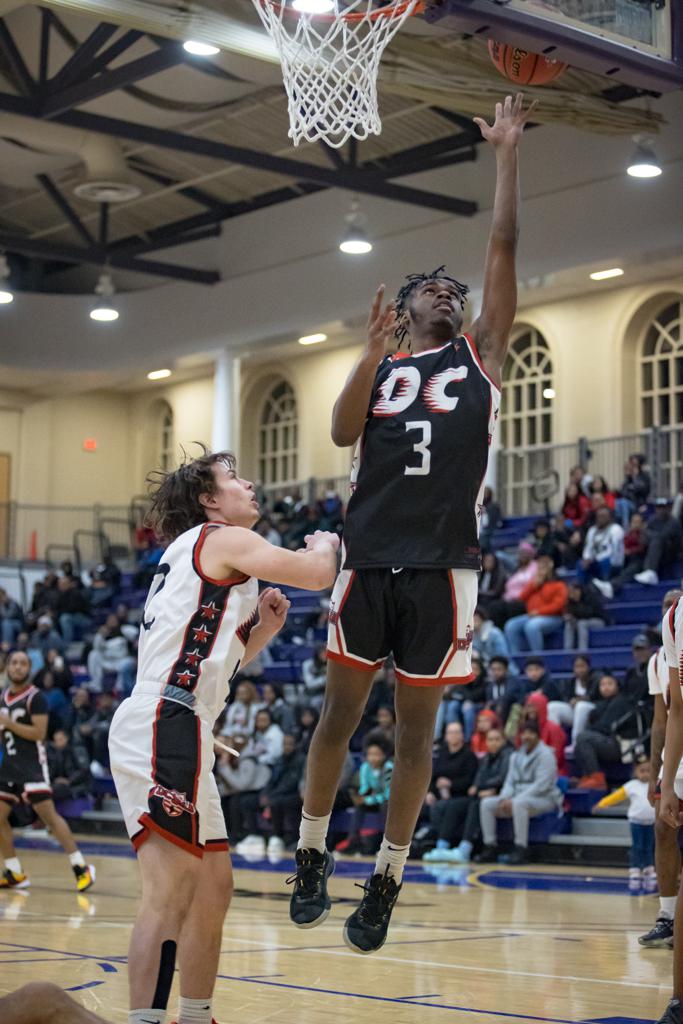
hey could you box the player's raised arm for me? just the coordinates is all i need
[470,93,537,388]
[202,525,339,591]
[331,285,396,447]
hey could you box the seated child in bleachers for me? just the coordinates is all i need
[593,758,655,894]
[338,737,393,854]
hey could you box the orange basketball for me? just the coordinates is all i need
[488,39,567,86]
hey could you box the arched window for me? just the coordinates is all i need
[159,402,174,472]
[639,300,683,428]
[500,328,553,448]
[259,381,298,486]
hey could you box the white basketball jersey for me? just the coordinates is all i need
[134,521,259,724]
[663,597,683,687]
[648,647,669,706]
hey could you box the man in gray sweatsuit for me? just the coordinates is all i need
[476,719,561,864]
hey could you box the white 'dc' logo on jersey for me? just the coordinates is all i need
[372,366,421,416]
[423,367,469,412]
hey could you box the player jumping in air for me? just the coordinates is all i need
[108,448,338,1024]
[288,93,537,954]
[0,649,95,892]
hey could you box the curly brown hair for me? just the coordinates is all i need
[146,444,236,543]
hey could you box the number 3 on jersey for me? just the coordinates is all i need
[405,420,431,476]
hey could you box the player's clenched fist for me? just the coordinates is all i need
[257,587,291,635]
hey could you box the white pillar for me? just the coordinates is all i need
[211,351,241,456]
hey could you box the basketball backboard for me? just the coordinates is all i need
[426,0,683,91]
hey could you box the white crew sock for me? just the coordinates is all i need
[660,896,677,919]
[129,1011,166,1024]
[69,851,86,868]
[178,996,212,1024]
[5,858,22,874]
[375,837,410,884]
[297,811,331,854]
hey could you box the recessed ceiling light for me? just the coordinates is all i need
[0,289,13,304]
[183,40,220,56]
[590,268,624,281]
[147,368,172,380]
[298,333,327,346]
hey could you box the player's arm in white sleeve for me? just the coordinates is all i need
[202,525,339,592]
[660,602,683,827]
[648,652,666,806]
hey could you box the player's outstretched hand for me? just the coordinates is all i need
[304,530,340,553]
[366,284,397,361]
[257,587,291,636]
[473,92,538,148]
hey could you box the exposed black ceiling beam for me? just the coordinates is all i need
[42,44,188,119]
[49,108,478,216]
[377,145,478,179]
[119,222,223,256]
[0,19,35,96]
[99,202,108,247]
[49,22,118,92]
[76,29,145,82]
[0,231,220,285]
[36,173,95,247]
[38,9,52,87]
[129,161,227,213]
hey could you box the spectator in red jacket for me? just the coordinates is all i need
[589,475,616,512]
[517,691,568,775]
[503,556,568,654]
[471,709,501,758]
[561,483,591,529]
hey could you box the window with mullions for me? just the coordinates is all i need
[639,300,683,429]
[259,380,298,486]
[500,328,553,449]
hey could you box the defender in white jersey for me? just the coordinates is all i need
[108,448,338,1024]
[638,589,683,949]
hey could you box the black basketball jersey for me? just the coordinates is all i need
[342,335,500,570]
[0,685,49,782]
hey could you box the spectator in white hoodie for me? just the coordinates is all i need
[578,506,624,598]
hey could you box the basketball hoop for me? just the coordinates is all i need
[251,0,423,148]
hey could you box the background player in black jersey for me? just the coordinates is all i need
[289,93,537,954]
[0,650,95,891]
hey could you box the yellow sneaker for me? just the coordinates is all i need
[0,869,30,889]
[75,864,96,892]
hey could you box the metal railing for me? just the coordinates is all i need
[0,503,132,566]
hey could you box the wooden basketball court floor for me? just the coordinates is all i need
[0,835,669,1024]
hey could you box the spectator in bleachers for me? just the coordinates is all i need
[434,655,487,741]
[425,722,478,838]
[60,560,82,589]
[562,581,607,650]
[424,725,513,863]
[37,648,74,695]
[547,654,600,744]
[518,692,567,775]
[569,464,593,498]
[479,486,503,552]
[561,483,591,529]
[47,728,91,802]
[15,630,45,674]
[524,657,564,703]
[316,484,345,534]
[294,705,319,754]
[339,737,393,855]
[364,705,396,755]
[64,687,94,750]
[476,719,562,864]
[589,475,617,513]
[114,603,139,643]
[223,680,264,736]
[578,506,625,597]
[477,552,508,609]
[245,708,284,767]
[218,736,272,852]
[550,513,581,570]
[488,543,538,628]
[56,577,92,644]
[259,733,306,854]
[473,607,510,665]
[574,673,633,789]
[630,498,682,587]
[30,573,59,619]
[79,691,118,770]
[470,709,501,757]
[503,556,568,654]
[30,615,64,656]
[301,644,327,706]
[86,615,135,694]
[0,589,23,645]
[532,519,560,566]
[593,757,655,893]
[261,681,296,735]
[622,634,654,706]
[87,557,121,609]
[485,656,529,727]
[616,454,651,528]
[623,511,647,564]
[39,670,69,732]
[255,516,283,547]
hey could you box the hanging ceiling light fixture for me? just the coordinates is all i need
[627,137,662,178]
[90,271,119,322]
[339,199,373,255]
[183,40,220,56]
[0,253,14,305]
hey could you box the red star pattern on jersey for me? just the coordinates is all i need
[192,625,211,643]
[185,649,203,668]
[201,601,220,621]
[176,670,195,687]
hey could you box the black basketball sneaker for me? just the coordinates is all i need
[657,999,683,1024]
[638,916,674,948]
[287,848,335,928]
[343,868,402,955]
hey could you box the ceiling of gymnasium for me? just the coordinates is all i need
[0,0,681,389]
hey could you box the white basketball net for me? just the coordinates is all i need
[251,1,420,148]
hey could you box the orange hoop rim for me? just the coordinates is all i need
[259,1,425,24]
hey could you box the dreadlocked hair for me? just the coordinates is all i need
[145,443,237,543]
[394,265,470,349]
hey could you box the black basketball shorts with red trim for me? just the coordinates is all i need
[0,776,53,806]
[109,694,228,858]
[327,567,478,687]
